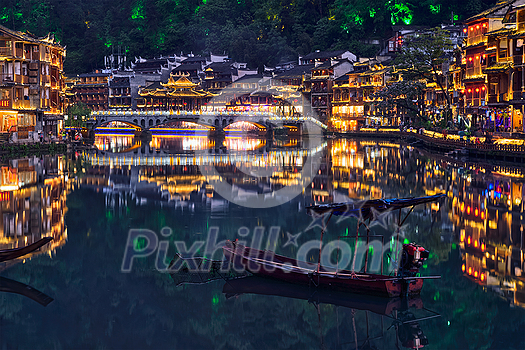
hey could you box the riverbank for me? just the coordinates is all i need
[0,142,68,159]
[335,128,525,164]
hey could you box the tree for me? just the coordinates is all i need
[373,80,427,124]
[394,27,454,122]
[66,102,91,127]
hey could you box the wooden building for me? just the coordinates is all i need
[70,72,110,111]
[0,24,65,141]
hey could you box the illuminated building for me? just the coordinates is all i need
[108,76,131,110]
[202,62,238,93]
[462,0,525,131]
[310,60,354,123]
[136,76,214,111]
[0,24,65,141]
[70,71,110,111]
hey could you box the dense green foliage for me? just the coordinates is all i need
[1,0,496,73]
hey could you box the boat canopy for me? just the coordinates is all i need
[306,194,446,221]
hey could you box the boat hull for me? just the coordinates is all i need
[223,242,424,298]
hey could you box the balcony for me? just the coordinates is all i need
[466,35,486,47]
[487,93,508,104]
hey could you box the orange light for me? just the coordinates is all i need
[475,88,480,92]
[470,27,474,31]
[474,270,479,278]
[481,211,485,219]
[461,203,465,212]
[463,28,467,33]
[483,54,486,58]
[481,273,485,281]
[483,23,487,28]
[468,57,473,61]
[468,236,471,245]
[462,264,466,272]
[476,55,480,60]
[468,267,472,275]
[482,86,486,91]
[467,206,471,214]
[461,233,465,242]
[475,208,479,216]
[481,242,485,251]
[468,89,472,93]
[474,240,478,248]
[462,89,465,94]
[476,25,480,29]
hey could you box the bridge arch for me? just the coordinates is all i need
[97,120,142,129]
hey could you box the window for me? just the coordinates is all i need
[500,39,508,59]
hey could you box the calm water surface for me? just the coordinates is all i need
[0,134,524,349]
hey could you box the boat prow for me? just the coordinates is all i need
[0,237,53,263]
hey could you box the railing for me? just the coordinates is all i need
[92,110,329,129]
[0,74,14,83]
[0,47,12,56]
[466,35,486,47]
[354,128,525,154]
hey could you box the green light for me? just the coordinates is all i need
[195,5,200,14]
[369,245,374,254]
[133,237,147,250]
[104,39,112,48]
[453,15,459,21]
[429,4,441,14]
[202,0,207,3]
[158,33,166,45]
[422,264,427,269]
[369,9,376,18]
[452,243,457,249]
[212,294,219,306]
[447,321,450,326]
[131,0,145,20]
[433,291,440,301]
[390,3,413,26]
[403,238,409,244]
[342,11,363,32]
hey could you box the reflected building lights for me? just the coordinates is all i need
[0,156,68,271]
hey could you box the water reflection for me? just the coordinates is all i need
[0,135,524,348]
[0,156,67,271]
[88,136,525,311]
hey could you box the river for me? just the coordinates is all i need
[0,134,523,349]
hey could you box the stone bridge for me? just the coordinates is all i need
[90,110,327,134]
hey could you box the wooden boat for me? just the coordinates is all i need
[222,275,424,316]
[0,237,53,263]
[0,276,53,306]
[223,194,445,298]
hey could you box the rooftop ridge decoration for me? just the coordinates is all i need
[0,24,64,50]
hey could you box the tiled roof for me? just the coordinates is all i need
[465,0,517,23]
[273,64,315,79]
[483,62,513,73]
[301,50,348,61]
